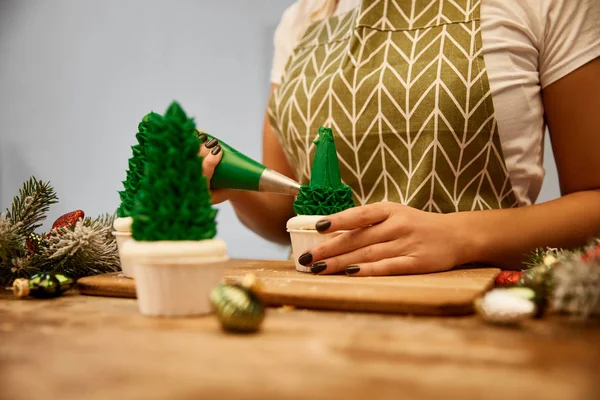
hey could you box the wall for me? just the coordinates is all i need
[0,0,295,259]
[0,0,560,260]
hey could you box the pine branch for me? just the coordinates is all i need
[83,213,116,242]
[5,177,58,236]
[552,256,600,318]
[0,213,34,285]
[31,219,120,279]
[0,214,23,262]
[83,213,116,229]
[522,247,563,268]
[0,256,40,286]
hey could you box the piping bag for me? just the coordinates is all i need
[202,134,301,196]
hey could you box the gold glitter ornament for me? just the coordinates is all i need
[210,274,265,333]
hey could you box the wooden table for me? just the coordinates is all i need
[1,270,599,400]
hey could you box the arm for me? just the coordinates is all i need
[461,57,600,268]
[202,85,296,245]
[228,85,296,244]
[300,58,600,275]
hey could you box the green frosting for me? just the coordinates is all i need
[294,185,354,215]
[293,126,354,215]
[131,102,217,241]
[117,112,157,218]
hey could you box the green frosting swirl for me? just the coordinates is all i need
[131,102,218,241]
[293,126,355,216]
[117,112,156,218]
[293,184,354,215]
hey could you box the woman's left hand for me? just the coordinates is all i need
[299,202,472,276]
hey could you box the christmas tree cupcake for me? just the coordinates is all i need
[121,102,228,316]
[287,126,354,272]
[113,112,158,277]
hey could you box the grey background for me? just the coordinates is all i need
[0,0,560,260]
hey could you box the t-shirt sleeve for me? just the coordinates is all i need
[539,0,600,88]
[270,1,314,85]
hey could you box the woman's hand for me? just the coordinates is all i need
[197,132,236,204]
[298,202,472,276]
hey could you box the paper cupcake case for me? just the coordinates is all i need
[113,216,134,278]
[287,215,346,272]
[122,239,228,316]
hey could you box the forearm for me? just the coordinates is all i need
[229,191,295,245]
[452,189,600,269]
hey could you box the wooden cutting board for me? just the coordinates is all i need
[77,259,499,315]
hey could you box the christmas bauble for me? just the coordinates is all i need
[582,244,600,263]
[25,232,43,254]
[495,270,523,286]
[13,272,76,299]
[51,210,85,231]
[210,274,265,333]
[475,288,536,325]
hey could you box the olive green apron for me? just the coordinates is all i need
[268,0,517,212]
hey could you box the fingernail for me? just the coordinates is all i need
[205,138,219,148]
[315,220,331,232]
[197,133,208,143]
[310,262,327,274]
[345,266,360,275]
[298,252,312,266]
[210,145,221,155]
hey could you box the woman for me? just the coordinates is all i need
[199,0,600,276]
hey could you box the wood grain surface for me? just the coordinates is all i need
[0,290,599,400]
[77,259,500,315]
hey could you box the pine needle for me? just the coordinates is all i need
[5,177,58,236]
[522,247,562,268]
[31,218,120,279]
[552,256,600,318]
[0,213,33,285]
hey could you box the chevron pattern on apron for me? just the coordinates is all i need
[269,0,517,212]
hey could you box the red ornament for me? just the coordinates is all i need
[495,270,523,286]
[582,245,600,263]
[51,210,85,231]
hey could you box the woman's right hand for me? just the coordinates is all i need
[191,85,297,244]
[197,133,236,204]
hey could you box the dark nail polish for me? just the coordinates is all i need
[345,266,360,275]
[298,252,313,266]
[205,138,219,148]
[310,262,327,274]
[210,145,221,155]
[315,220,331,232]
[197,133,208,143]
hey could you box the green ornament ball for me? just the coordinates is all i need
[210,274,265,333]
[13,272,76,299]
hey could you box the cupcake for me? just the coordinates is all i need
[288,127,354,272]
[114,112,158,278]
[121,102,228,316]
[124,239,228,316]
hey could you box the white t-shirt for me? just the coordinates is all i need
[270,0,600,206]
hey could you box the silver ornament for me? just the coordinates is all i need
[475,288,536,325]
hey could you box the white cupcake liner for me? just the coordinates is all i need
[289,229,344,272]
[112,231,134,278]
[113,217,135,278]
[121,240,228,317]
[113,216,133,232]
[287,215,345,272]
